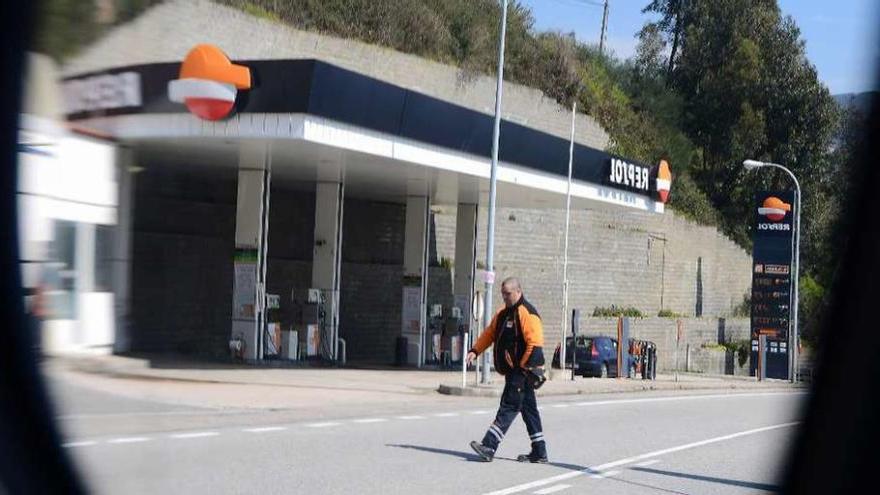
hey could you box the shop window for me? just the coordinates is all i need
[46,220,77,320]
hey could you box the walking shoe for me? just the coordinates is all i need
[516,452,548,463]
[470,441,495,462]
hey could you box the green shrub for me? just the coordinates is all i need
[592,305,644,318]
[731,292,751,317]
[658,309,686,318]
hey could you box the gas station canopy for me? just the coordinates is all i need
[63,54,670,211]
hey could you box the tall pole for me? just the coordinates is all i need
[768,165,800,384]
[599,0,609,56]
[744,160,801,383]
[561,101,576,380]
[480,0,508,384]
[791,179,801,383]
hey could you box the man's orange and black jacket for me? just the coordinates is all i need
[470,297,545,375]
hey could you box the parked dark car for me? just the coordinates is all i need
[552,335,634,378]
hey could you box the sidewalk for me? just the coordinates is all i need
[50,354,805,402]
[46,354,463,411]
[440,370,803,397]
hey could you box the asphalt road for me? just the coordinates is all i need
[47,373,806,495]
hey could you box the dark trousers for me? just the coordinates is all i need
[481,370,546,456]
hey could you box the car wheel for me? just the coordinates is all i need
[600,363,608,378]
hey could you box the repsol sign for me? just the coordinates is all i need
[62,71,142,115]
[608,158,650,192]
[757,223,791,231]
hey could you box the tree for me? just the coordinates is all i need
[633,23,666,81]
[648,0,837,249]
[641,0,693,85]
[32,0,99,60]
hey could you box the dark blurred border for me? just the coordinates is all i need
[0,1,85,493]
[781,28,880,495]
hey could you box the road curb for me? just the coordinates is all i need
[54,357,806,399]
[437,384,502,397]
[437,381,807,397]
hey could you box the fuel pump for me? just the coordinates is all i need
[450,306,464,364]
[292,289,324,360]
[428,304,443,365]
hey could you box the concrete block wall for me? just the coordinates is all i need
[268,189,315,262]
[62,0,610,151]
[266,187,315,331]
[338,199,405,362]
[130,163,237,357]
[339,264,455,364]
[464,205,753,356]
[339,263,402,363]
[430,206,459,266]
[686,348,751,376]
[687,348,727,375]
[575,317,752,374]
[340,206,457,363]
[342,199,406,265]
[130,233,233,356]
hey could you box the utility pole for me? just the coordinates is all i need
[599,0,609,56]
[561,101,576,381]
[480,0,509,384]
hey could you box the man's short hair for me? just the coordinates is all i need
[501,277,522,291]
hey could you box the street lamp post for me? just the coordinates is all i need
[480,0,508,384]
[743,159,801,383]
[561,100,576,381]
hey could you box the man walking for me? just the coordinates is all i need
[467,277,547,463]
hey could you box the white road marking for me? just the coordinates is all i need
[108,437,151,444]
[305,422,341,428]
[63,441,97,448]
[170,432,219,439]
[569,392,805,409]
[634,459,660,467]
[590,470,620,479]
[56,409,248,420]
[60,392,803,452]
[533,484,571,494]
[480,421,800,495]
[243,426,287,433]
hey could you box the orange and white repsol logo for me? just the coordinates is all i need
[757,196,791,231]
[168,44,251,121]
[656,159,672,203]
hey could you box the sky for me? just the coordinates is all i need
[517,0,879,95]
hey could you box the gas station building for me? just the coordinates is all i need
[60,51,667,366]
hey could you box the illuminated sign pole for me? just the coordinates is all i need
[744,159,801,383]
